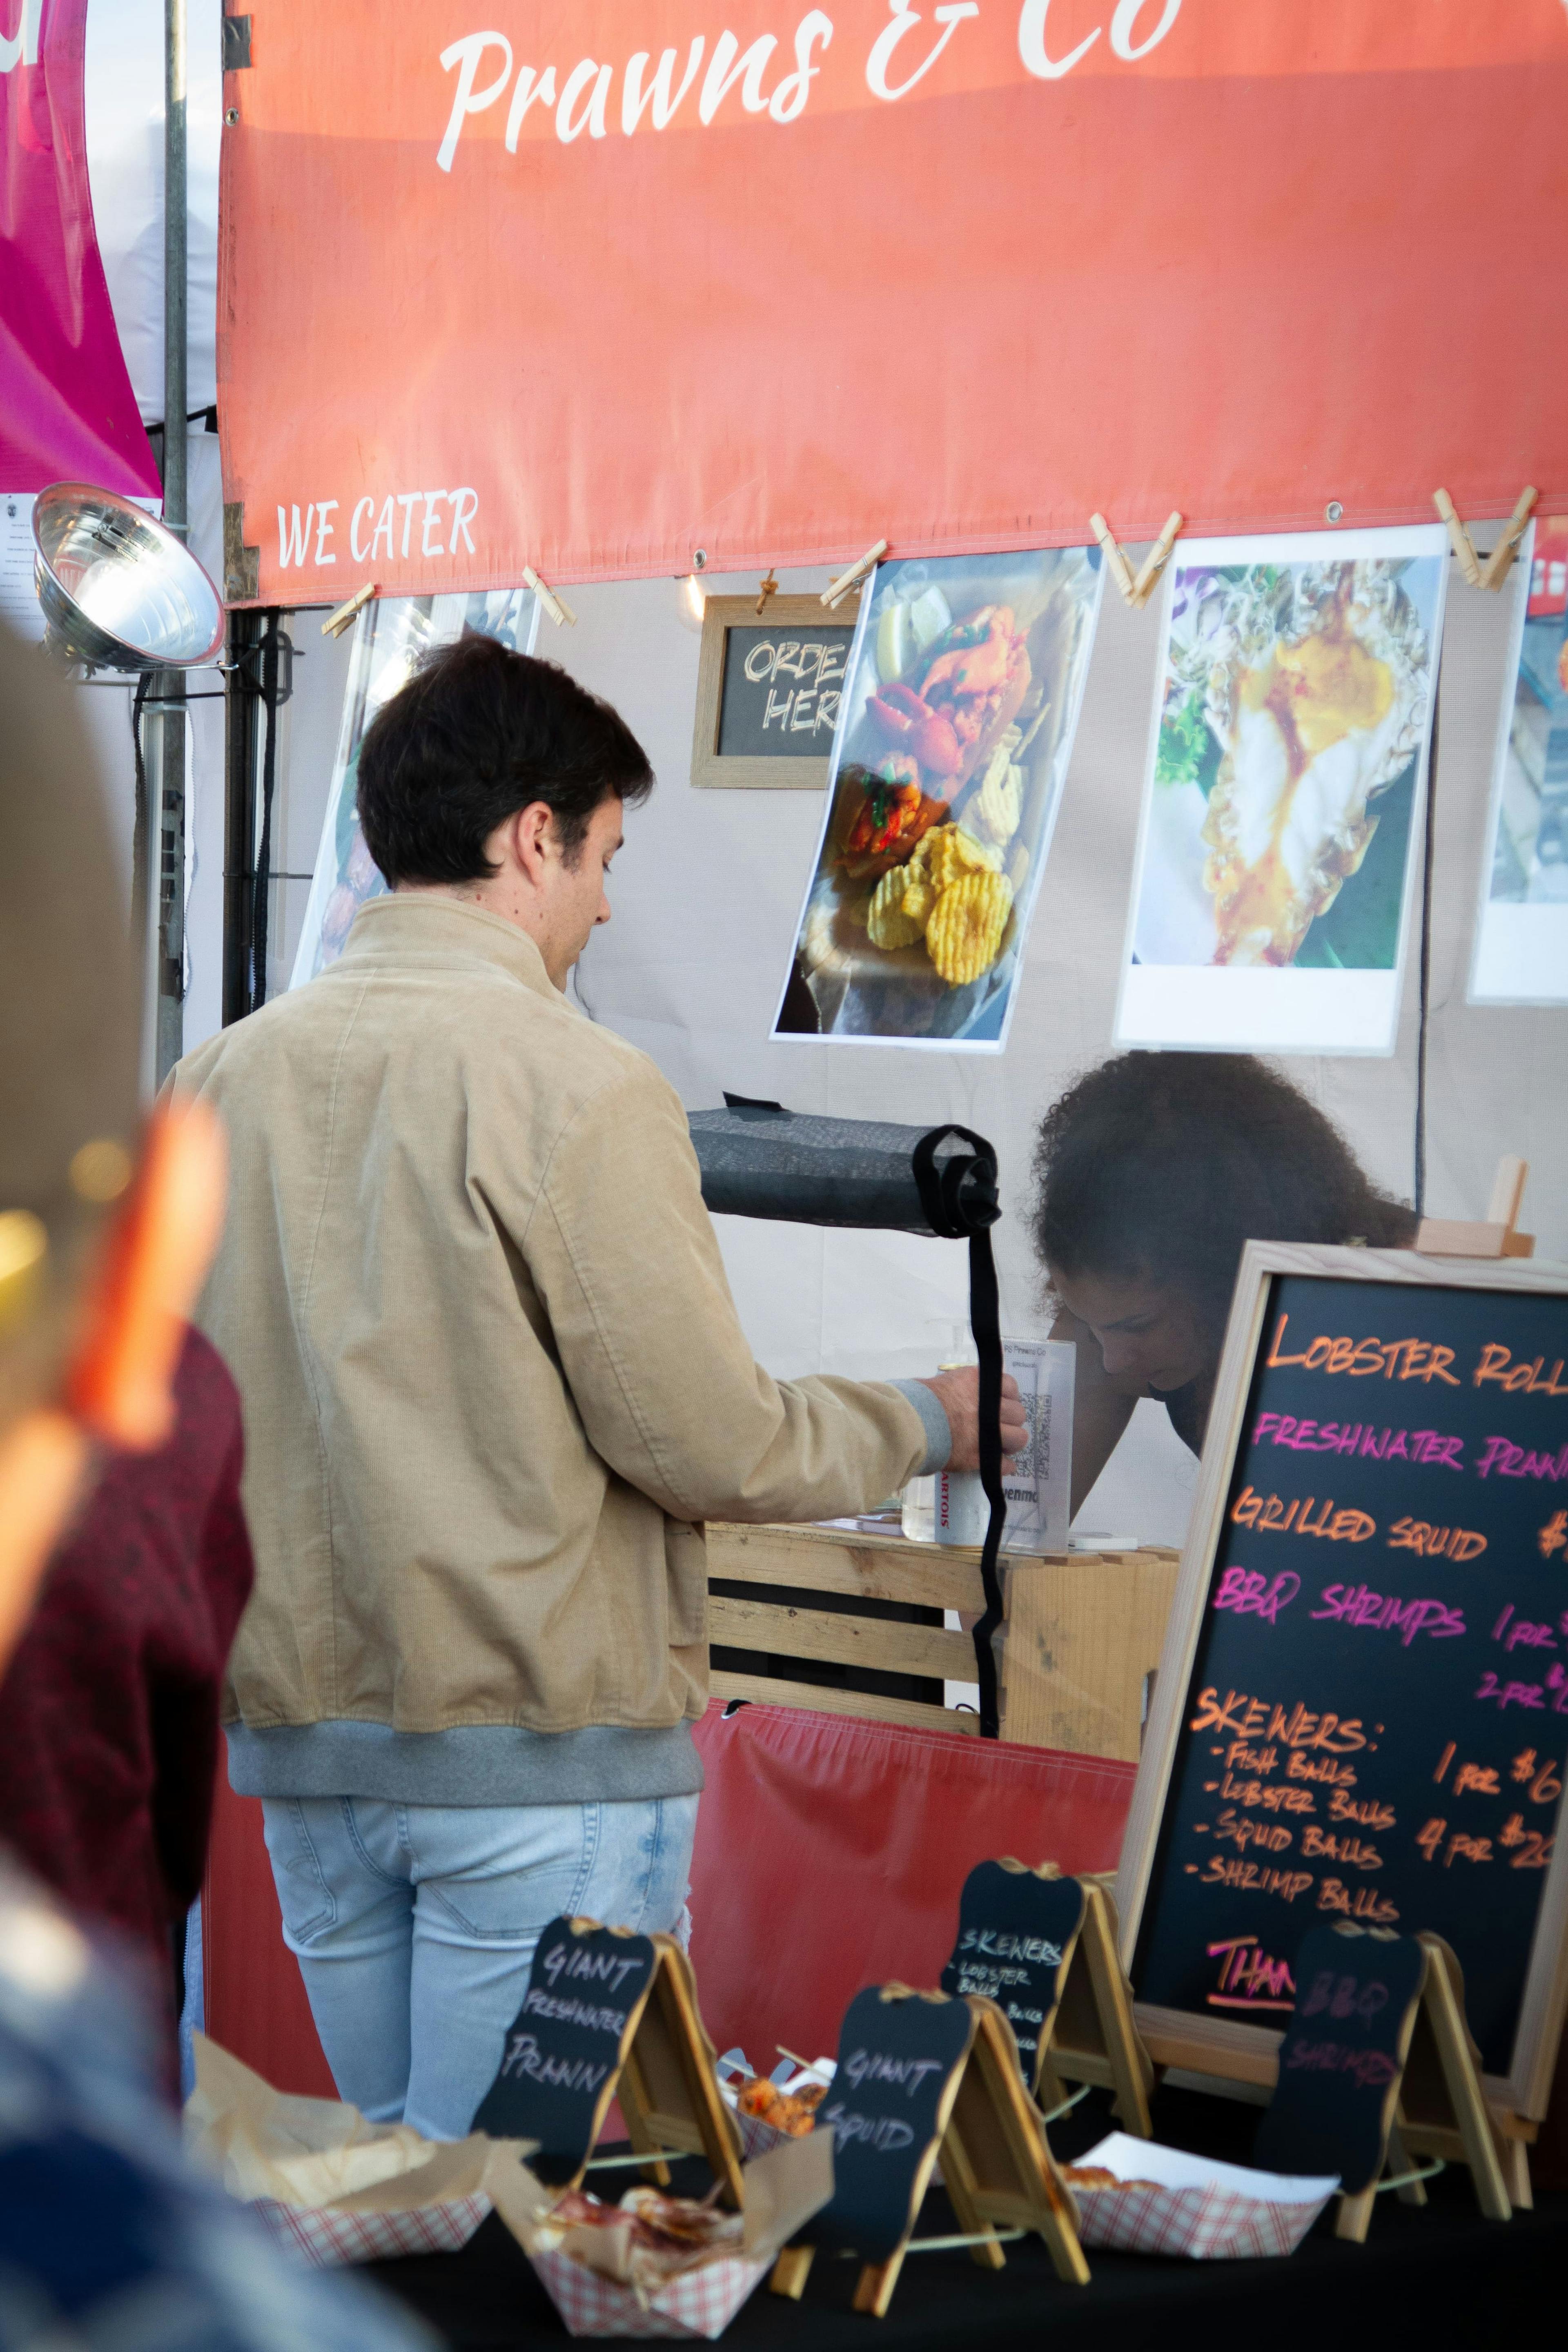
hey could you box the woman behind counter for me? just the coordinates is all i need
[1034,1053,1417,1514]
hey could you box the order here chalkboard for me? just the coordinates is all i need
[1117,1244,1568,2120]
[717,623,853,758]
[690,597,860,790]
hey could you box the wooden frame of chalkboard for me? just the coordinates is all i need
[1114,1242,1568,2126]
[689,594,860,790]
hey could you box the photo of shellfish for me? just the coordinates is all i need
[1131,549,1443,972]
[775,550,1104,1048]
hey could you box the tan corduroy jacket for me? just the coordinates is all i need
[176,896,929,1743]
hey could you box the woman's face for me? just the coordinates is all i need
[1050,1265,1210,1393]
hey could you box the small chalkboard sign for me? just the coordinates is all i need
[811,1985,973,2265]
[771,1987,1088,2317]
[1254,1922,1426,2194]
[1254,1923,1512,2239]
[470,1916,743,2201]
[1116,1243,1568,2140]
[942,1861,1085,2087]
[691,595,859,789]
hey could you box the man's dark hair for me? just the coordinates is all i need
[355,633,653,886]
[1033,1051,1415,1347]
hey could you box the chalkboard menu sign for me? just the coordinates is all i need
[812,1987,976,2262]
[472,1917,654,2183]
[1253,1924,1427,2192]
[690,595,860,789]
[940,1861,1085,2087]
[1119,1245,1568,2118]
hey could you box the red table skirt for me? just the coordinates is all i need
[204,1702,1136,2098]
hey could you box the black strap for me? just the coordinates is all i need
[911,1127,1006,1739]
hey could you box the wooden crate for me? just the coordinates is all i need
[706,1523,1180,1762]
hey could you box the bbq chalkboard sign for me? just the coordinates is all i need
[471,1918,654,2183]
[940,1862,1085,2086]
[691,595,858,789]
[812,1987,976,2262]
[1253,1923,1427,2192]
[1118,1245,1568,2120]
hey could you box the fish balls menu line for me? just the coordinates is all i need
[1132,1272,1568,2086]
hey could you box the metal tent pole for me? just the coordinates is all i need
[156,0,188,1082]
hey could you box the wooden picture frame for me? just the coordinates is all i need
[689,593,859,790]
[1113,1241,1568,2125]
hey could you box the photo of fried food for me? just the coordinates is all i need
[1143,556,1435,971]
[778,548,1104,1042]
[836,759,949,883]
[865,604,1033,794]
[866,865,924,950]
[926,868,1013,986]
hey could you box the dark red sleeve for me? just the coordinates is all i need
[0,1327,256,1967]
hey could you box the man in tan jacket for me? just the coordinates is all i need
[178,635,1018,2139]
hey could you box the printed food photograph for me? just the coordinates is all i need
[774,549,1103,1047]
[1131,543,1443,971]
[290,588,539,990]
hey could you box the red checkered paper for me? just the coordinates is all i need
[255,2192,491,2267]
[1067,2134,1337,2260]
[530,2246,771,2339]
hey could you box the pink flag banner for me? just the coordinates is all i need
[2,0,160,495]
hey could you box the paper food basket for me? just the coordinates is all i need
[715,2049,835,2163]
[1067,2133,1339,2260]
[185,2032,526,2266]
[499,2128,835,2340]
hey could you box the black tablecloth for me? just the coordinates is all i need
[366,2085,1563,2351]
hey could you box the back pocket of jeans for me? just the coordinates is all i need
[262,1799,338,1942]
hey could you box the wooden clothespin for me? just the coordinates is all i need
[1480,487,1538,592]
[1130,512,1183,607]
[1433,491,1484,589]
[1437,486,1535,593]
[755,569,779,617]
[1090,513,1181,609]
[321,581,376,638]
[821,539,886,610]
[523,564,577,629]
[1089,514,1137,604]
[1414,1154,1535,1260]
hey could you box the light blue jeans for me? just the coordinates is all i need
[261,1794,698,2141]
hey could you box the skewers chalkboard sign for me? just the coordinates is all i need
[940,1859,1153,2133]
[470,1915,743,2201]
[1116,1244,1568,2143]
[691,595,859,790]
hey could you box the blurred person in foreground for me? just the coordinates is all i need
[0,1321,254,2090]
[175,633,1025,2140]
[1034,1052,1417,1512]
[0,620,428,2350]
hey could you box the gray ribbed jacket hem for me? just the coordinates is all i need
[888,1378,953,1476]
[226,1720,704,1807]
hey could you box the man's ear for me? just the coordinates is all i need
[67,1094,228,1451]
[509,800,557,888]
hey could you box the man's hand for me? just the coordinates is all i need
[917,1368,1027,1476]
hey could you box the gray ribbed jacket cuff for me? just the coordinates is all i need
[889,1378,952,1477]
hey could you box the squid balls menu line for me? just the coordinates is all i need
[1130,1270,1568,2090]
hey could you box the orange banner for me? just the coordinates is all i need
[218,1,1568,605]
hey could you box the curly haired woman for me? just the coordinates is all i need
[1033,1053,1416,1512]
